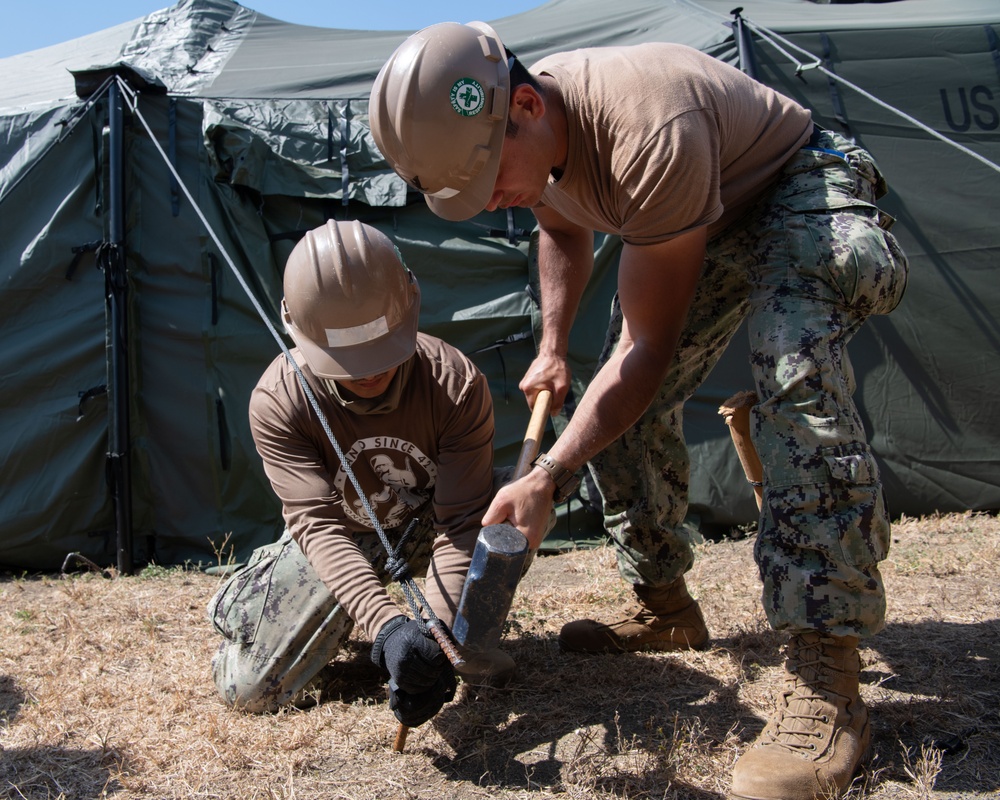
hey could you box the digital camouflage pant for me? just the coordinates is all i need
[589,131,909,638]
[207,515,435,713]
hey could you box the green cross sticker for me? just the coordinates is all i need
[450,78,485,117]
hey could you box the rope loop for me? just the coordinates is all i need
[385,555,411,583]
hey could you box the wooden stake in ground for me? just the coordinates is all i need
[718,390,764,510]
[392,619,465,752]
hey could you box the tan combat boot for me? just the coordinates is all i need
[558,578,709,653]
[731,632,870,800]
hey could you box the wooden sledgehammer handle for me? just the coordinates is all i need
[514,389,553,480]
[393,390,553,753]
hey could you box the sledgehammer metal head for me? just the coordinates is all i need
[453,523,530,652]
[453,389,552,654]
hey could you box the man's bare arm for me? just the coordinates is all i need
[484,226,708,547]
[550,227,707,469]
[518,204,594,412]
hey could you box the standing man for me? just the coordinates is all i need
[369,22,908,799]
[209,220,508,727]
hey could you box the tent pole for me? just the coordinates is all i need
[731,8,759,81]
[105,80,134,575]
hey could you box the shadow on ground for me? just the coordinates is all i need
[863,618,1000,794]
[0,745,122,798]
[0,673,25,726]
[399,617,1000,797]
[426,633,734,798]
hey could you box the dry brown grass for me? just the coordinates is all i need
[1,511,997,799]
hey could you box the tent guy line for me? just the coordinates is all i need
[681,0,1000,176]
[674,0,1000,177]
[733,11,1000,176]
[116,74,446,632]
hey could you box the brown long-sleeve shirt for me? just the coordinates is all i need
[249,333,494,639]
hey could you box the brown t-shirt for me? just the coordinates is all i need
[534,43,813,243]
[249,333,494,638]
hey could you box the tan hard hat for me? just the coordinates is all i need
[369,21,510,222]
[281,220,420,380]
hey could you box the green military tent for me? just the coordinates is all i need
[1,0,998,571]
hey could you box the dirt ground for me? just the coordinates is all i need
[0,511,997,799]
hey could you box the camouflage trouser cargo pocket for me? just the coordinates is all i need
[758,442,888,564]
[208,538,288,645]
[206,515,449,712]
[207,531,352,712]
[821,444,889,568]
[754,439,890,636]
[782,205,908,317]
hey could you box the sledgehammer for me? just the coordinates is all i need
[452,389,553,654]
[392,390,552,753]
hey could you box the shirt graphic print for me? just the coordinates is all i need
[334,436,438,528]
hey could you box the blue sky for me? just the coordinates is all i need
[0,0,549,58]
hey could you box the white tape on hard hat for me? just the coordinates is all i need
[325,316,389,347]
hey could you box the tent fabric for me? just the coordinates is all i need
[1,0,998,570]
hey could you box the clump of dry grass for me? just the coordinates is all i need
[1,511,998,799]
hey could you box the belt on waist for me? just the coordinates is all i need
[803,123,847,161]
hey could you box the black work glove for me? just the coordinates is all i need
[372,615,454,694]
[387,670,457,727]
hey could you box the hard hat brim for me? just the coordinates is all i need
[424,143,503,222]
[423,20,508,223]
[289,313,419,381]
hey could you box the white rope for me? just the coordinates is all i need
[676,0,1000,176]
[741,18,1000,176]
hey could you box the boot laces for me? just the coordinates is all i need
[767,637,836,753]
